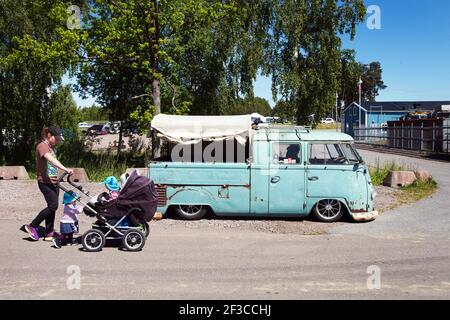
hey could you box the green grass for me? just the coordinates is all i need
[315,122,342,130]
[56,138,148,182]
[399,178,438,203]
[369,161,438,209]
[369,160,416,186]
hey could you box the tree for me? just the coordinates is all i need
[78,105,109,122]
[48,86,80,138]
[272,100,296,122]
[262,0,367,125]
[0,0,82,166]
[225,96,272,116]
[359,62,387,102]
[339,49,387,107]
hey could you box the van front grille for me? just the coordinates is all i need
[155,185,167,206]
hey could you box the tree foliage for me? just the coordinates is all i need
[339,49,387,106]
[262,0,367,125]
[0,0,82,166]
[1,0,389,166]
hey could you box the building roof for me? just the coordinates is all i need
[345,101,450,113]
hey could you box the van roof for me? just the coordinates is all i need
[253,127,354,142]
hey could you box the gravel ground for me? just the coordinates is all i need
[0,180,402,236]
[90,134,150,151]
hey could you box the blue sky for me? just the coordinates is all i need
[70,0,450,108]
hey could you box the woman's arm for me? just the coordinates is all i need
[43,152,74,175]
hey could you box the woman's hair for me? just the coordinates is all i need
[41,127,50,141]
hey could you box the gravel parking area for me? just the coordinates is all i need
[89,134,150,151]
[1,180,401,236]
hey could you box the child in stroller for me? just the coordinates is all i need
[57,169,158,252]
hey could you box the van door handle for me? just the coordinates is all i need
[271,176,281,184]
[308,176,319,181]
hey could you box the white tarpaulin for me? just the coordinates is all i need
[151,114,252,145]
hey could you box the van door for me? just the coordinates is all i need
[268,142,306,215]
[250,140,270,214]
[306,143,369,212]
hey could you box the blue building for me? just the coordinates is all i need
[342,101,450,136]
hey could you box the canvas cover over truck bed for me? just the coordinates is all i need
[150,114,252,145]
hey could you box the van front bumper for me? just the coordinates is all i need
[351,210,379,222]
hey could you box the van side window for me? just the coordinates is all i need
[309,143,346,165]
[273,143,301,165]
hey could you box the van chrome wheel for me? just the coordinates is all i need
[175,205,207,220]
[313,199,344,222]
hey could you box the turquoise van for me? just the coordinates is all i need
[148,115,378,223]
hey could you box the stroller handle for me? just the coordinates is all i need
[57,172,69,184]
[57,171,86,194]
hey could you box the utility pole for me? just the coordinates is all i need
[335,92,339,132]
[358,78,363,129]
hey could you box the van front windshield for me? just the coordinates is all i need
[309,143,362,165]
[340,143,362,164]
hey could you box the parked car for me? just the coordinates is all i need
[107,122,121,134]
[148,115,378,223]
[321,118,335,124]
[78,122,91,129]
[87,124,109,136]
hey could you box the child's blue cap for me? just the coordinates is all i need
[63,191,78,205]
[104,176,120,191]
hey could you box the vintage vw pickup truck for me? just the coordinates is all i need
[148,114,378,223]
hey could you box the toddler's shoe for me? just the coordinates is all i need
[52,238,62,249]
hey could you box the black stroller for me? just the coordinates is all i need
[57,170,158,252]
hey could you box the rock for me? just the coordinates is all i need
[0,166,30,180]
[415,170,431,182]
[57,168,90,183]
[383,171,417,188]
[126,168,148,177]
[153,212,163,220]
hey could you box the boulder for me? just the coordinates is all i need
[153,212,163,221]
[0,166,30,180]
[125,168,148,177]
[415,170,431,182]
[57,168,90,183]
[383,171,417,188]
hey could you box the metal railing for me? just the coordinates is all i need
[353,124,450,155]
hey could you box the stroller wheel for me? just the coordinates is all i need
[122,229,146,252]
[142,222,150,238]
[82,229,105,252]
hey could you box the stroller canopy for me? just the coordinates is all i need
[105,170,158,222]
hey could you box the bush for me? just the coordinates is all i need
[369,160,412,186]
[55,136,148,182]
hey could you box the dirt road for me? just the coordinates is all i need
[0,149,449,299]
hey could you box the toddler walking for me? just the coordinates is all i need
[52,191,81,248]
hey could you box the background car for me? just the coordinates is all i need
[78,122,91,129]
[320,118,335,124]
[87,124,109,136]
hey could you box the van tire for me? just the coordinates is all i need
[313,200,344,223]
[175,205,207,220]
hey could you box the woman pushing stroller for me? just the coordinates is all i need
[24,126,73,241]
